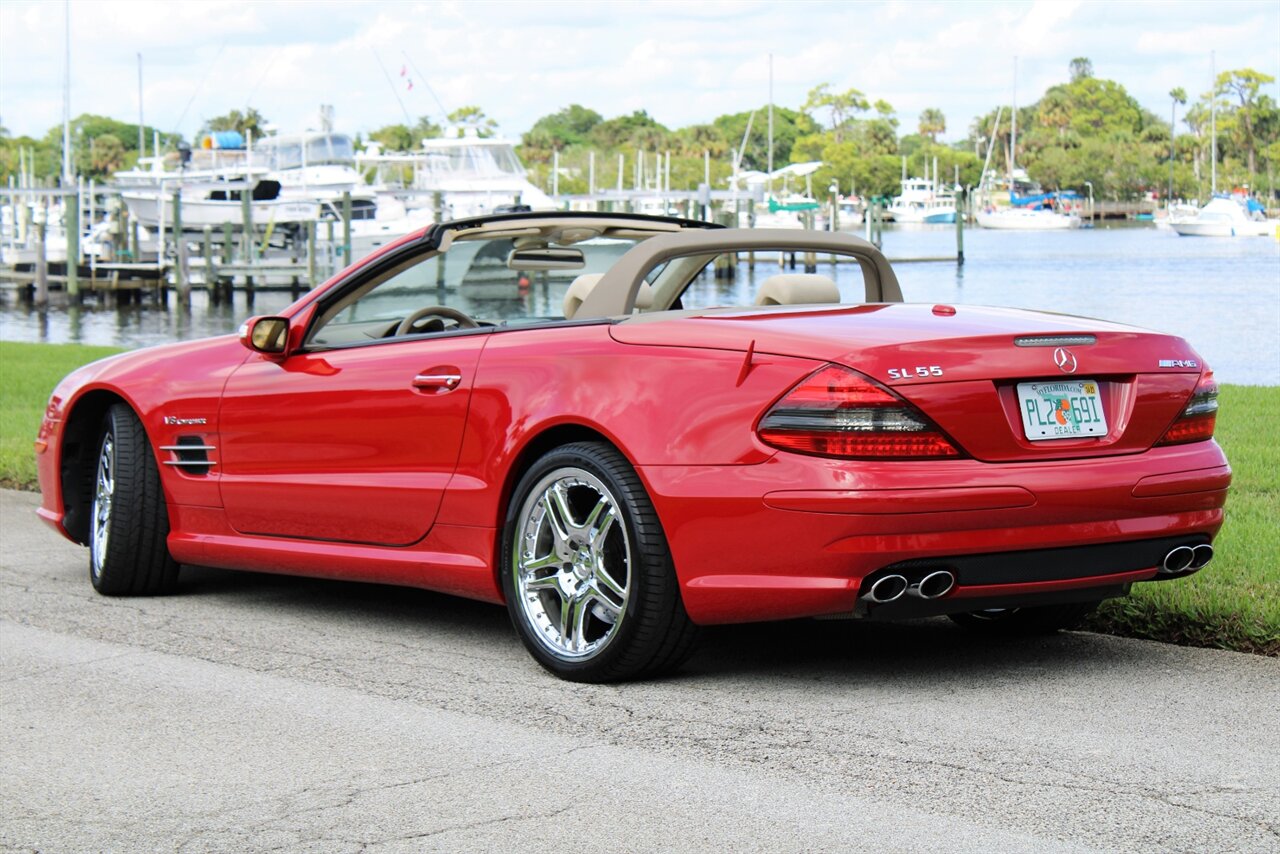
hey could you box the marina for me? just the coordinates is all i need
[2,223,1276,387]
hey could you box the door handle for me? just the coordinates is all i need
[413,373,462,391]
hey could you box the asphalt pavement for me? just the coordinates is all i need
[1,488,1277,853]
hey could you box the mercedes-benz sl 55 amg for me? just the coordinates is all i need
[36,212,1230,681]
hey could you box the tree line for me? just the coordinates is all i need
[1,58,1274,203]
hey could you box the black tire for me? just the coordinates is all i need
[948,601,1099,635]
[88,403,180,596]
[501,441,698,682]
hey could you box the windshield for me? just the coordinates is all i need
[268,135,355,170]
[315,233,647,342]
[420,143,524,179]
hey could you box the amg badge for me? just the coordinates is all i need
[163,416,207,426]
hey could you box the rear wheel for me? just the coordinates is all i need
[501,442,697,682]
[89,404,180,596]
[948,601,1099,635]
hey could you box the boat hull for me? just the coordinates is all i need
[975,209,1080,230]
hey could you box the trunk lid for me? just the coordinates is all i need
[611,303,1205,461]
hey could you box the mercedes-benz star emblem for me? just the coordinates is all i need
[1053,347,1078,374]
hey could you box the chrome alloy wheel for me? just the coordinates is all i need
[513,468,631,661]
[90,433,115,579]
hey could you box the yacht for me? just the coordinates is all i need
[1169,195,1273,237]
[357,128,555,219]
[887,177,956,224]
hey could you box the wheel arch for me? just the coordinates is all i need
[492,422,639,595]
[59,389,134,544]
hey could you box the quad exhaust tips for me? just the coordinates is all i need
[864,574,909,603]
[910,570,956,600]
[861,570,955,604]
[1160,544,1214,574]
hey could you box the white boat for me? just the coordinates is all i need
[1169,196,1273,237]
[975,205,1081,230]
[358,128,555,219]
[887,177,956,224]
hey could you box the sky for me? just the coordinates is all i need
[1,0,1278,147]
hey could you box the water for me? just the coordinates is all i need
[2,224,1277,385]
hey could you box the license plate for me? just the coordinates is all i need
[1017,380,1108,441]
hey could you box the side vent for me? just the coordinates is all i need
[160,435,215,476]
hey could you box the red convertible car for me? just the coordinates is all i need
[36,212,1229,681]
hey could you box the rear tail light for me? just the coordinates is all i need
[1157,369,1218,445]
[757,364,962,459]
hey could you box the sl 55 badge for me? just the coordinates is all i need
[887,366,944,380]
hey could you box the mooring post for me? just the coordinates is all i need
[171,191,188,303]
[240,183,252,263]
[342,190,353,268]
[202,225,214,300]
[65,185,80,300]
[34,198,48,307]
[129,212,139,262]
[306,220,317,291]
[955,188,965,266]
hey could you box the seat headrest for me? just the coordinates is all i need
[754,273,840,306]
[564,274,653,319]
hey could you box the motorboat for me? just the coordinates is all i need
[975,205,1080,230]
[887,178,956,224]
[1169,196,1273,237]
[357,128,555,219]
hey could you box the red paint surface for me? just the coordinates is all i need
[34,234,1230,627]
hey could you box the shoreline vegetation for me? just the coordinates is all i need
[2,59,1276,207]
[1,341,1275,657]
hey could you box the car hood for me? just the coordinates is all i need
[610,303,1203,384]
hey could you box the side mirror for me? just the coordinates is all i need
[239,316,289,355]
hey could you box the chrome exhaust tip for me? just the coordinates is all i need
[863,574,909,603]
[1161,546,1195,574]
[909,570,956,600]
[1189,544,1214,570]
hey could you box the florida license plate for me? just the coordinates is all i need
[1017,380,1108,441]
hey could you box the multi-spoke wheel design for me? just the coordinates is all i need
[86,403,180,596]
[90,433,115,580]
[502,442,698,682]
[515,469,630,660]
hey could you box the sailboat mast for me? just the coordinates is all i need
[62,0,72,181]
[1010,56,1018,186]
[137,53,144,155]
[767,53,774,200]
[1210,50,1217,195]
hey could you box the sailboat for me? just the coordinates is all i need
[976,59,1081,231]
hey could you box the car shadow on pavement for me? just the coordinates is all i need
[174,564,1144,686]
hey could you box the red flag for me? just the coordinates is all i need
[407,78,414,91]
[399,64,407,77]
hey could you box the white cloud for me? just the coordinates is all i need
[0,0,1276,147]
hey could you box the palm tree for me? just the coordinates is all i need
[1169,87,1187,202]
[917,108,946,142]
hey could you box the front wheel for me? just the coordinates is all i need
[501,442,697,682]
[948,601,1099,635]
[89,404,180,596]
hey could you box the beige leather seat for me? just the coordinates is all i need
[754,273,840,306]
[563,274,653,319]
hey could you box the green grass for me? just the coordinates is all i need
[1,342,1276,654]
[1087,385,1280,656]
[0,341,123,490]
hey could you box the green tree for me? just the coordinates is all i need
[368,124,414,151]
[713,106,812,170]
[1215,68,1276,175]
[1069,57,1094,82]
[201,108,267,140]
[801,83,869,142]
[917,108,946,142]
[522,104,603,151]
[446,105,497,137]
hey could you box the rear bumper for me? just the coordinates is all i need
[639,441,1229,625]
